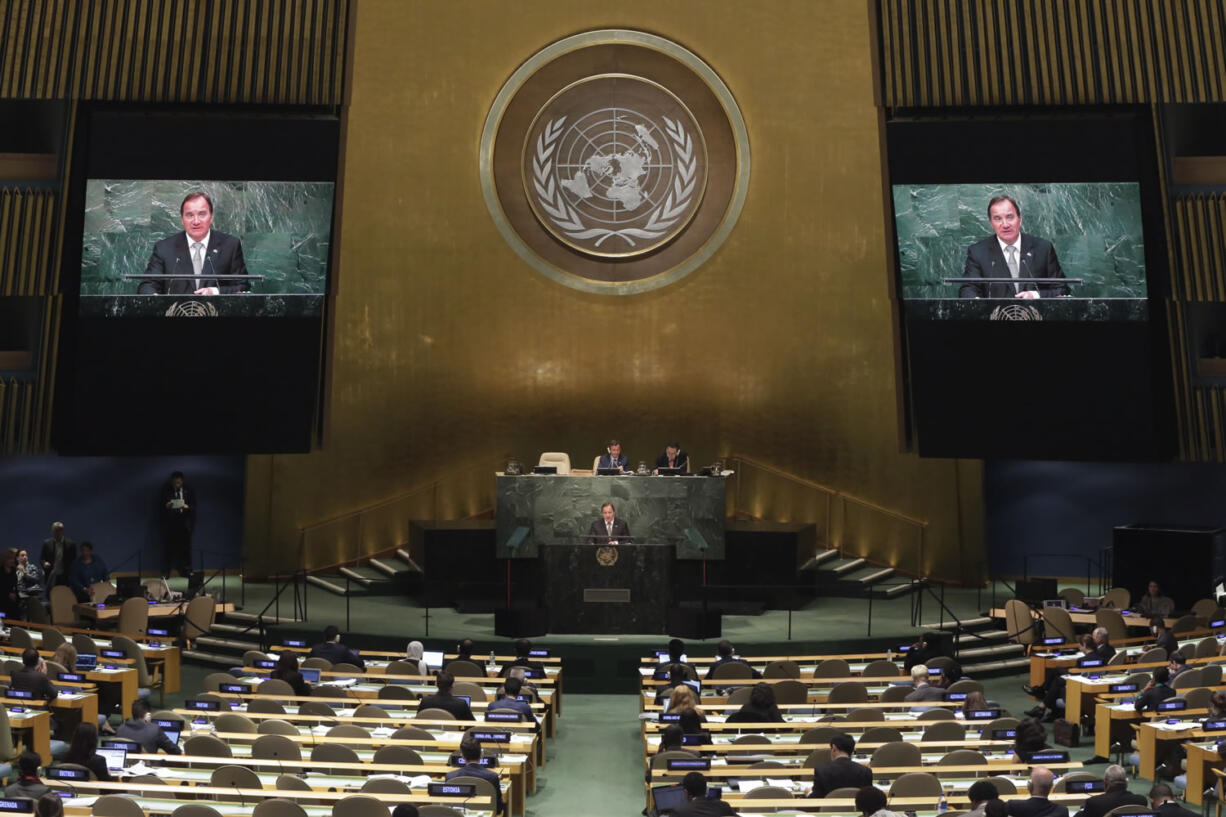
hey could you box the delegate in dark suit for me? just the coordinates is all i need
[308,640,365,670]
[138,230,250,294]
[1075,788,1146,817]
[655,449,689,473]
[960,233,1070,299]
[810,756,872,798]
[39,536,76,590]
[587,517,631,544]
[1008,797,1070,817]
[418,691,475,720]
[597,452,628,471]
[446,763,502,813]
[673,798,736,816]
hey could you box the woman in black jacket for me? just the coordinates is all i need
[62,723,109,781]
[270,652,312,697]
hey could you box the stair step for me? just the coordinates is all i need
[306,574,358,596]
[953,629,1010,645]
[812,549,839,565]
[395,549,421,571]
[182,650,241,668]
[196,636,265,652]
[881,580,928,599]
[831,558,866,576]
[957,642,1025,659]
[920,616,993,631]
[226,611,300,625]
[338,567,375,587]
[857,567,895,585]
[369,558,412,578]
[961,656,1030,674]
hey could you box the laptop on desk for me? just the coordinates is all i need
[96,747,126,774]
[532,465,557,475]
[300,667,322,684]
[596,467,622,475]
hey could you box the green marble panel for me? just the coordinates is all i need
[892,183,1147,300]
[80,179,334,296]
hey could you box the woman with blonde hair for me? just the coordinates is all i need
[666,684,704,717]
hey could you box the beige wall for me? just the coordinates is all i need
[244,0,984,581]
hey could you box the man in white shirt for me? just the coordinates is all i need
[139,191,250,295]
[959,195,1069,299]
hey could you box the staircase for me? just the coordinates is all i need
[306,548,421,598]
[802,547,929,600]
[182,610,302,669]
[918,615,1029,676]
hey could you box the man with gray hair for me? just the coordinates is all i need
[1007,767,1069,817]
[1075,765,1144,817]
[1089,626,1116,661]
[903,664,945,702]
[39,521,75,595]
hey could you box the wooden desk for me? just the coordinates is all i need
[86,666,138,718]
[8,708,51,764]
[1137,720,1205,781]
[73,600,236,622]
[1186,742,1224,805]
[125,752,523,816]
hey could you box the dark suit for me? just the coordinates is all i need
[673,797,736,816]
[116,718,181,754]
[596,453,628,471]
[706,656,761,680]
[1075,786,1146,817]
[1135,683,1176,713]
[39,537,76,590]
[10,667,57,702]
[959,233,1069,299]
[1156,630,1179,656]
[810,756,872,797]
[446,763,502,814]
[904,682,946,702]
[499,657,545,677]
[418,692,475,720]
[1007,796,1070,817]
[587,518,631,544]
[161,481,197,578]
[1088,643,1115,662]
[655,450,689,473]
[308,640,365,670]
[490,694,537,726]
[1155,802,1200,817]
[138,230,249,294]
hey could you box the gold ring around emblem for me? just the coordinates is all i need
[595,545,619,566]
[520,74,709,260]
[479,29,751,296]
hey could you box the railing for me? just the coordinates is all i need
[726,454,929,576]
[296,454,510,572]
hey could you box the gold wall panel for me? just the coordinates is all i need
[880,0,1226,106]
[0,188,58,296]
[242,0,982,580]
[0,0,349,103]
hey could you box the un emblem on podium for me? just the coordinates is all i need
[989,304,1043,321]
[481,30,750,294]
[595,545,619,567]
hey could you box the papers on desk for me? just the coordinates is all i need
[126,761,155,776]
[1111,703,1137,711]
[329,678,357,688]
[735,778,800,794]
[371,726,394,738]
[1152,720,1198,731]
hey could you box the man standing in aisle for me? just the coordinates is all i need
[161,471,196,577]
[40,522,75,596]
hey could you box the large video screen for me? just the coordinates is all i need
[80,179,332,312]
[55,105,339,455]
[894,181,1147,316]
[886,109,1173,460]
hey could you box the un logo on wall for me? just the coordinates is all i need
[526,76,706,258]
[481,30,749,294]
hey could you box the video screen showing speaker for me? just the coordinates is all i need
[78,179,333,316]
[886,108,1173,460]
[893,181,1147,319]
[55,105,340,455]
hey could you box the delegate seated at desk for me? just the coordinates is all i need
[596,439,628,473]
[587,502,630,545]
[654,442,688,474]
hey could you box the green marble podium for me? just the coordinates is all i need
[79,294,325,317]
[903,297,1147,322]
[495,473,726,560]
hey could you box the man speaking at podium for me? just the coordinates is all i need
[138,192,250,295]
[588,502,631,545]
[959,195,1069,300]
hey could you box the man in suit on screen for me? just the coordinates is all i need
[138,191,250,295]
[959,195,1069,299]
